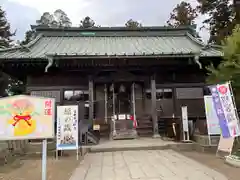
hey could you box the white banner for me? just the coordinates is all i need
[56,105,78,150]
[204,96,221,135]
[182,106,188,132]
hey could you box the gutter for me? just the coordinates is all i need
[45,56,54,72]
[194,55,202,69]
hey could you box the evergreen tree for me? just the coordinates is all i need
[197,0,237,44]
[80,16,96,28]
[167,1,198,27]
[234,0,240,23]
[21,30,35,45]
[54,9,72,27]
[207,25,240,102]
[36,12,55,26]
[0,6,14,48]
[125,19,142,28]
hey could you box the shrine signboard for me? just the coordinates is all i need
[0,95,55,140]
[209,83,240,138]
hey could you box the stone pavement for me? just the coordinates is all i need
[69,149,228,180]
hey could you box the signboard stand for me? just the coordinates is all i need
[216,136,234,157]
[42,139,47,180]
[181,106,190,142]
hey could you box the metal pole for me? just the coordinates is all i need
[42,139,47,180]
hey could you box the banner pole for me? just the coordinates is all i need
[208,135,212,146]
[76,147,79,160]
[42,139,48,180]
[228,81,239,120]
[228,81,240,154]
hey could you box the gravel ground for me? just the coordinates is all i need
[181,151,239,180]
[0,155,79,180]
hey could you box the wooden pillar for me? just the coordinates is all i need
[104,84,108,123]
[172,87,177,117]
[151,76,160,138]
[89,77,94,129]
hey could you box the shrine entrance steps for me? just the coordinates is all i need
[89,138,195,153]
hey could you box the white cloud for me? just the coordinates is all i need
[8,0,93,26]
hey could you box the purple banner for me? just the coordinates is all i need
[209,85,230,138]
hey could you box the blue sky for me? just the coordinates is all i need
[1,0,209,41]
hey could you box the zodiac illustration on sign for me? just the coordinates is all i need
[0,98,40,136]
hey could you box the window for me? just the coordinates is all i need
[156,89,173,100]
[145,88,173,99]
[64,90,89,101]
[145,89,151,99]
[176,88,203,99]
[31,90,61,103]
[203,87,211,95]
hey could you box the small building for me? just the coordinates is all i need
[0,25,222,140]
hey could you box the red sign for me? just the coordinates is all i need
[44,100,52,115]
[218,85,228,95]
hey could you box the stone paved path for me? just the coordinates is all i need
[69,150,228,180]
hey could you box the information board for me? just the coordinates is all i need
[56,105,79,151]
[0,95,55,140]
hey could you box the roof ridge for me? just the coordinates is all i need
[186,32,206,47]
[186,32,223,51]
[32,25,195,31]
[0,34,43,53]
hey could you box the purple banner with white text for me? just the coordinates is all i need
[209,83,240,138]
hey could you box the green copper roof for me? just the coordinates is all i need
[0,26,223,59]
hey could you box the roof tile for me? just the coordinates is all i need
[0,35,222,59]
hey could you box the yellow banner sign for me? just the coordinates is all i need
[0,95,55,140]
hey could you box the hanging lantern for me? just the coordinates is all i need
[119,84,125,92]
[109,83,114,92]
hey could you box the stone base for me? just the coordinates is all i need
[225,155,240,168]
[194,144,218,153]
[193,134,220,146]
[111,130,138,140]
[152,134,161,138]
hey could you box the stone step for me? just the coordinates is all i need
[137,125,153,129]
[89,141,195,153]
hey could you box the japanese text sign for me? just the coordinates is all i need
[209,83,240,138]
[0,95,55,140]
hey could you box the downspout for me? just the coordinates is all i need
[194,55,202,69]
[45,56,54,73]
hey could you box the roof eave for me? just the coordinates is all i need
[0,53,222,61]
